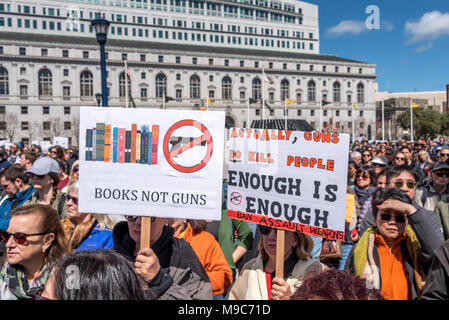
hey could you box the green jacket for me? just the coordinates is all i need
[435,198,449,240]
[218,208,254,277]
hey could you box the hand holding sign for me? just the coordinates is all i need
[135,247,161,282]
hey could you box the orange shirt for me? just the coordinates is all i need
[375,233,411,300]
[179,223,233,296]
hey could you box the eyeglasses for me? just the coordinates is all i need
[356,173,370,180]
[73,167,79,173]
[395,157,405,161]
[362,154,371,158]
[50,150,58,154]
[125,216,156,223]
[434,171,449,178]
[380,213,407,223]
[440,153,449,158]
[31,174,46,179]
[1,181,11,189]
[259,225,275,236]
[0,230,48,245]
[66,195,78,205]
[392,179,416,190]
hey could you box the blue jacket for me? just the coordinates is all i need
[0,186,36,231]
[75,225,114,252]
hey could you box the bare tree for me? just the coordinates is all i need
[5,112,19,142]
[71,115,80,147]
[49,116,63,138]
[28,120,42,143]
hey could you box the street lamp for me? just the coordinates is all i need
[91,17,110,107]
[95,92,102,107]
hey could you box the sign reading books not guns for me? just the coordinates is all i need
[226,128,350,241]
[79,107,225,221]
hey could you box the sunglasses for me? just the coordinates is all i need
[435,171,449,178]
[380,213,407,223]
[395,157,405,161]
[392,179,416,189]
[31,174,46,179]
[356,173,370,180]
[259,225,275,236]
[0,230,48,245]
[66,195,78,205]
[362,154,371,158]
[73,167,79,173]
[125,216,156,223]
[440,153,449,157]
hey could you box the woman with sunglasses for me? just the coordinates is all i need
[229,226,325,300]
[0,204,68,300]
[354,165,377,209]
[24,157,68,219]
[60,182,114,252]
[345,188,443,300]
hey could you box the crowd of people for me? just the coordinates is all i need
[0,137,448,300]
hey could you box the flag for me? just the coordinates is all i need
[353,104,358,110]
[286,98,294,106]
[165,96,174,103]
[207,97,214,107]
[412,102,420,108]
[322,100,331,106]
[126,69,133,82]
[264,101,274,113]
[263,74,274,85]
[248,97,258,104]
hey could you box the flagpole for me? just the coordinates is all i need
[381,100,385,141]
[125,60,129,108]
[410,97,414,142]
[352,105,355,142]
[247,99,250,129]
[261,68,265,127]
[319,99,323,132]
[284,98,287,130]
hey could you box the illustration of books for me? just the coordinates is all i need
[131,124,137,163]
[96,123,105,162]
[85,129,93,161]
[92,128,96,161]
[112,127,118,163]
[117,128,126,163]
[125,130,131,163]
[136,130,141,164]
[141,125,149,164]
[104,124,111,162]
[151,125,159,165]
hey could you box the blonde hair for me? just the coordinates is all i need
[259,230,314,264]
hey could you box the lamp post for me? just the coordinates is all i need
[95,92,101,107]
[91,18,110,107]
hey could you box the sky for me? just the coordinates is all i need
[311,0,449,93]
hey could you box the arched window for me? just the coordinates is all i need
[252,78,261,101]
[333,82,341,102]
[357,83,364,103]
[119,72,131,97]
[155,73,167,98]
[190,75,201,99]
[38,68,53,97]
[222,76,232,101]
[80,70,93,97]
[307,80,316,102]
[0,67,9,95]
[280,79,289,101]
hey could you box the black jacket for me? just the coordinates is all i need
[421,240,449,300]
[113,222,212,300]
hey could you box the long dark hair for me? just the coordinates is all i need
[52,250,154,300]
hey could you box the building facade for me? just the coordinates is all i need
[0,0,377,146]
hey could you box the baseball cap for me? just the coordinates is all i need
[371,156,388,166]
[431,162,449,173]
[25,157,59,175]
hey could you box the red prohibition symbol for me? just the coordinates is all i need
[163,119,213,173]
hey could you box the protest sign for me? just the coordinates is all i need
[53,136,69,149]
[227,128,349,241]
[78,107,225,222]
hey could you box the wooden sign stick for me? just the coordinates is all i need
[140,217,152,250]
[275,229,285,279]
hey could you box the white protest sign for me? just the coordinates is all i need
[78,107,225,221]
[226,128,349,240]
[53,136,69,149]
